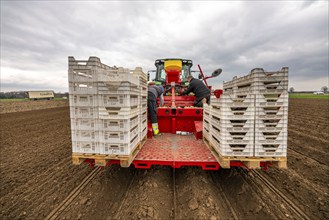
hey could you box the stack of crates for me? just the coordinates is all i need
[68,56,147,156]
[253,68,288,157]
[205,67,288,157]
[207,93,255,157]
[132,67,148,141]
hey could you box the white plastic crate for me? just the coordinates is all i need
[140,111,147,122]
[209,106,220,116]
[209,108,255,121]
[253,80,288,91]
[140,115,147,125]
[224,83,288,96]
[256,105,288,117]
[256,101,288,108]
[253,74,288,84]
[139,103,147,110]
[69,56,112,69]
[139,109,147,118]
[69,94,98,107]
[203,113,211,123]
[218,144,255,157]
[71,130,98,142]
[139,95,147,104]
[98,106,139,120]
[211,129,254,144]
[223,67,288,90]
[70,118,98,130]
[223,86,254,95]
[203,126,211,140]
[70,106,99,119]
[213,93,255,103]
[69,82,98,95]
[255,118,287,129]
[97,68,139,86]
[210,114,220,128]
[223,68,288,97]
[213,100,255,108]
[219,119,254,128]
[138,84,147,96]
[140,110,147,119]
[254,142,287,157]
[140,126,147,140]
[98,82,140,95]
[141,89,147,96]
[210,124,220,136]
[254,128,287,157]
[139,118,147,134]
[99,134,139,155]
[99,116,139,132]
[210,134,254,157]
[203,104,212,112]
[255,130,288,142]
[211,123,254,137]
[72,141,99,154]
[203,104,211,120]
[132,67,148,81]
[99,125,139,144]
[139,81,148,89]
[224,127,252,132]
[69,69,96,83]
[223,75,253,89]
[99,94,139,108]
[255,93,288,107]
[203,118,211,130]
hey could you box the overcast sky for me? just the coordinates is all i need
[1,1,328,92]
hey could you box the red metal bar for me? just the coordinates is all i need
[197,64,209,87]
[84,159,268,171]
[172,117,176,134]
[171,86,176,108]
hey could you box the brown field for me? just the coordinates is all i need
[0,98,328,219]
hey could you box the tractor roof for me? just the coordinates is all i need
[155,58,193,66]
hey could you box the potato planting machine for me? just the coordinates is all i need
[75,58,287,170]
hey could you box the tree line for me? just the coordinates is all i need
[289,86,328,93]
[0,91,69,99]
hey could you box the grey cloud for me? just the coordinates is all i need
[1,1,328,92]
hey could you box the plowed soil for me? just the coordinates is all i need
[0,98,328,220]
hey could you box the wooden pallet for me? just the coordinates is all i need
[203,136,287,169]
[72,135,147,167]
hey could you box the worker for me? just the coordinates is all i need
[182,75,210,107]
[148,83,164,136]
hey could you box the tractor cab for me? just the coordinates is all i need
[154,59,193,85]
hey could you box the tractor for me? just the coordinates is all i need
[146,58,221,137]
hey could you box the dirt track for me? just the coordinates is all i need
[0,98,328,219]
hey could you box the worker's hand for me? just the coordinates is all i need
[189,92,195,96]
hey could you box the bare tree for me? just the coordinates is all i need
[321,86,328,93]
[289,87,295,93]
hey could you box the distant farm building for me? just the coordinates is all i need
[27,91,55,100]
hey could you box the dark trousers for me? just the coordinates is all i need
[147,92,158,123]
[194,95,210,107]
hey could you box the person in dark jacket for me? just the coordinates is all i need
[148,84,164,136]
[182,76,210,107]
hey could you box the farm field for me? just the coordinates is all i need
[0,98,328,219]
[0,99,68,114]
[289,93,329,99]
